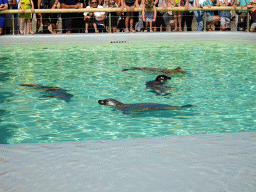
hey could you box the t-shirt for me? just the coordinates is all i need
[0,0,8,17]
[84,5,105,26]
[59,0,78,5]
[219,0,231,5]
[203,0,216,16]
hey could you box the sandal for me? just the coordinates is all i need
[20,30,24,35]
[206,25,213,31]
[130,29,136,33]
[95,29,99,33]
[150,29,153,32]
[144,30,148,32]
[85,30,88,33]
[124,28,129,33]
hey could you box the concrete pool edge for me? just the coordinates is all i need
[1,132,256,191]
[1,31,256,45]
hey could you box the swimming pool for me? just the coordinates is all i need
[0,32,256,144]
[1,33,256,192]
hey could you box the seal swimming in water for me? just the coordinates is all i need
[20,84,73,102]
[146,75,171,96]
[98,98,193,114]
[122,67,186,74]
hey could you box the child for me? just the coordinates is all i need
[142,0,156,32]
[106,0,118,32]
[172,0,182,31]
[203,0,220,31]
[84,12,99,33]
[216,0,232,31]
[123,0,139,32]
[19,0,35,34]
[233,0,251,31]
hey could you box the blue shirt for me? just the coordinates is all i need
[0,0,8,17]
[237,0,251,12]
[203,0,216,16]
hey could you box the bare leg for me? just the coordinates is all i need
[93,22,98,32]
[85,22,89,33]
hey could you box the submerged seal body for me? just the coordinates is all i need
[122,67,186,74]
[146,75,171,95]
[98,98,193,114]
[20,84,73,102]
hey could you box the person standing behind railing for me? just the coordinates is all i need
[19,0,35,34]
[59,0,82,33]
[142,0,157,32]
[233,0,250,31]
[122,0,139,32]
[0,0,8,35]
[249,0,256,31]
[181,0,194,31]
[203,0,220,30]
[216,0,231,30]
[171,0,182,31]
[106,0,118,32]
[193,0,205,31]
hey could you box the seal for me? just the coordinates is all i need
[146,75,171,96]
[20,84,73,102]
[98,98,193,114]
[122,67,186,74]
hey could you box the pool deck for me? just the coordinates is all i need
[0,31,256,45]
[1,32,256,191]
[1,132,256,191]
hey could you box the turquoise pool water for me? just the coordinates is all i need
[0,41,255,144]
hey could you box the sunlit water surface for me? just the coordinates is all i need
[0,41,255,144]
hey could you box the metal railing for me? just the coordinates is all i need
[1,6,254,34]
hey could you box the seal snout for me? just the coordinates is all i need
[156,75,172,83]
[98,100,105,105]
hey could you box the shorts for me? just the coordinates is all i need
[0,15,6,28]
[206,16,215,23]
[251,21,256,29]
[219,11,231,28]
[144,11,154,22]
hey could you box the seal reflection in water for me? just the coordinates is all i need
[146,75,171,96]
[20,84,73,102]
[98,99,193,114]
[122,67,186,74]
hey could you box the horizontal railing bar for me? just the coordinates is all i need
[0,7,253,14]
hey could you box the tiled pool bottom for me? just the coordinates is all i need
[1,132,256,192]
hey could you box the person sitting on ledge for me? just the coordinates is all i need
[203,0,220,31]
[84,0,106,33]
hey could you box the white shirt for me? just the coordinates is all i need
[84,5,105,26]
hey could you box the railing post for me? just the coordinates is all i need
[203,11,206,31]
[246,11,250,32]
[12,14,15,35]
[109,12,112,33]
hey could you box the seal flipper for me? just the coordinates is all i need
[121,110,131,114]
[181,105,193,108]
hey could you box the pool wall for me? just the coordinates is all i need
[1,32,256,45]
[1,32,256,192]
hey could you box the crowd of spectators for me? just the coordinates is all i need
[0,0,256,35]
